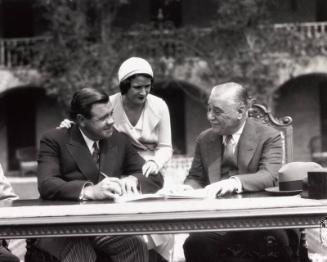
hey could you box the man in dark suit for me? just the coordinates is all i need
[36,88,163,262]
[182,82,294,262]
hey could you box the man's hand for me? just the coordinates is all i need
[84,177,123,200]
[205,178,239,198]
[120,176,138,194]
[142,160,159,177]
[57,119,75,129]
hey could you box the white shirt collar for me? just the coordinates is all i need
[79,128,97,153]
[223,119,247,145]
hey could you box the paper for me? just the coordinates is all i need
[114,189,207,203]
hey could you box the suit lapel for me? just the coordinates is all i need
[205,130,223,183]
[237,119,258,172]
[66,126,99,183]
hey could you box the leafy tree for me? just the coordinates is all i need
[31,0,327,108]
[32,0,125,108]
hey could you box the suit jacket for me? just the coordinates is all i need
[185,118,282,192]
[37,126,163,200]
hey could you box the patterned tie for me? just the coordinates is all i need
[222,135,234,166]
[92,142,100,169]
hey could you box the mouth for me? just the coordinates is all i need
[210,121,220,126]
[104,126,113,133]
[137,95,146,100]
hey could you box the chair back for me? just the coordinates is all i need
[248,104,293,164]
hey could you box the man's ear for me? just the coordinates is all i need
[237,106,246,119]
[76,114,85,127]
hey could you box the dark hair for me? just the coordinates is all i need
[119,74,154,95]
[69,88,109,120]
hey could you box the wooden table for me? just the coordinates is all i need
[0,192,326,239]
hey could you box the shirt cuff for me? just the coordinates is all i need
[230,176,243,193]
[79,182,93,200]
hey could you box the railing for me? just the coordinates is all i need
[273,21,327,38]
[126,22,327,58]
[0,36,47,68]
[1,22,327,68]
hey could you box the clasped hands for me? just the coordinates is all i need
[83,175,139,200]
[160,178,240,198]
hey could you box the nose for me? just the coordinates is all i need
[207,110,214,121]
[106,115,114,126]
[139,87,147,95]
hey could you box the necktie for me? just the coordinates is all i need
[222,135,234,166]
[92,142,100,169]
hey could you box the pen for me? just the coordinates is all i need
[101,172,124,196]
[100,171,109,178]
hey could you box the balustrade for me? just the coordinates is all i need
[273,22,327,38]
[1,22,327,68]
[0,36,46,68]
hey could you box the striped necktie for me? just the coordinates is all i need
[222,135,234,166]
[92,142,100,169]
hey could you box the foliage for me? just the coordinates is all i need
[31,0,125,109]
[31,0,327,108]
[134,0,327,106]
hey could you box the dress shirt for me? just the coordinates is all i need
[78,129,98,200]
[222,120,246,154]
[79,129,99,154]
[222,120,247,193]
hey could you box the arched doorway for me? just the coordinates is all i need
[3,87,44,170]
[153,80,209,155]
[274,73,327,161]
[152,81,186,154]
[0,86,65,172]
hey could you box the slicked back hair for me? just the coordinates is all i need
[212,82,251,108]
[69,88,109,121]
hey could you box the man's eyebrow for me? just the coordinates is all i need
[95,113,109,121]
[211,106,224,113]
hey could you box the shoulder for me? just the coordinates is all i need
[41,128,69,141]
[197,128,217,142]
[109,92,121,106]
[110,129,131,143]
[146,94,169,121]
[147,94,168,110]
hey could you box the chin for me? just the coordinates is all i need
[210,124,221,131]
[102,129,113,138]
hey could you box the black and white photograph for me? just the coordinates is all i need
[1,1,327,261]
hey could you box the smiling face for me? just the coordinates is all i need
[124,75,152,106]
[79,102,114,140]
[207,84,247,135]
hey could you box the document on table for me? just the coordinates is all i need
[1,195,327,218]
[114,189,207,203]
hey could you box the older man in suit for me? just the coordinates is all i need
[182,82,294,262]
[36,88,163,262]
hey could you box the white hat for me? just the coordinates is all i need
[118,57,154,84]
